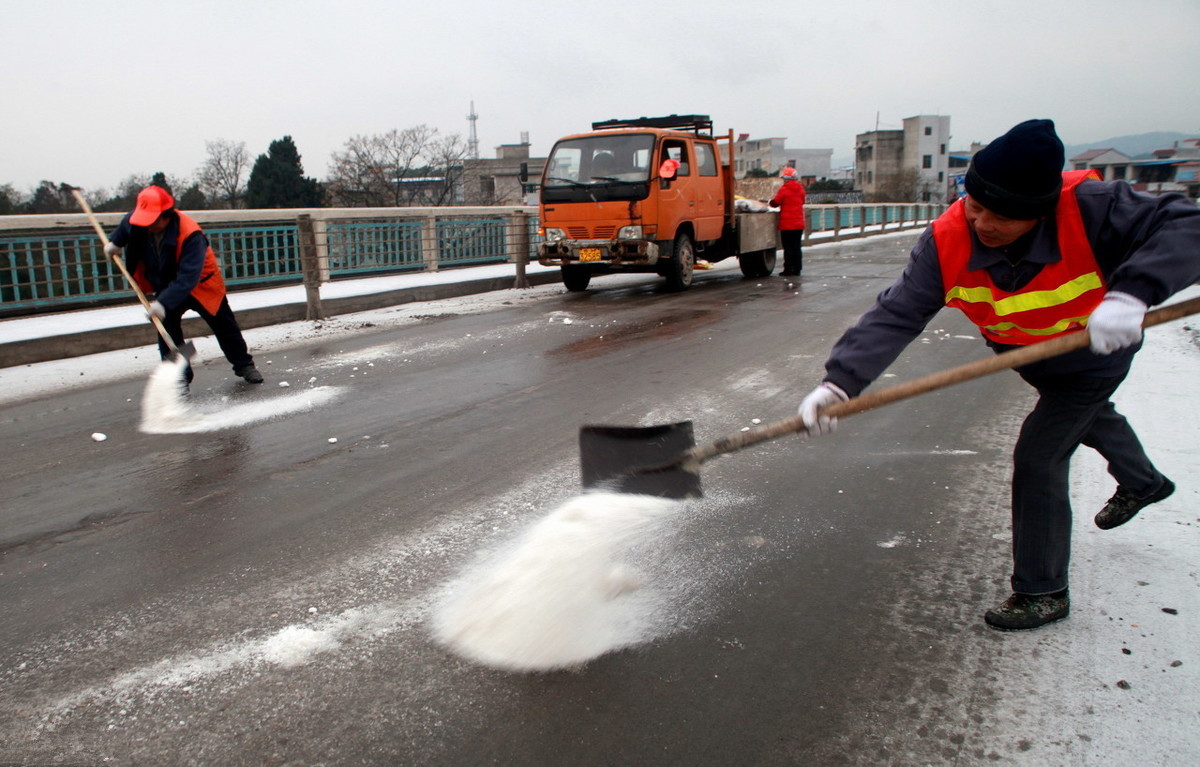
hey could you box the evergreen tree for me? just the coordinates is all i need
[150,171,173,196]
[27,181,76,214]
[0,183,21,214]
[245,136,323,208]
[177,184,208,210]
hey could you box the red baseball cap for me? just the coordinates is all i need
[130,185,175,226]
[781,167,798,179]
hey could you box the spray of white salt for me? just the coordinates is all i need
[140,355,344,434]
[432,491,683,672]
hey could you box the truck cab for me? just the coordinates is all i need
[536,115,774,292]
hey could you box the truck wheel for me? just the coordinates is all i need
[738,248,777,278]
[663,232,695,292]
[561,265,591,292]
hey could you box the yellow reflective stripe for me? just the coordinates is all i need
[985,315,1091,337]
[944,272,1104,316]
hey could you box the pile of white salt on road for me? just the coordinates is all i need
[431,491,683,672]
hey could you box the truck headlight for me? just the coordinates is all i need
[617,225,644,240]
[542,228,566,243]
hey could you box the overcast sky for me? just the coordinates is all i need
[4,0,1198,193]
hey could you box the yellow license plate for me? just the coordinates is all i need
[579,248,602,262]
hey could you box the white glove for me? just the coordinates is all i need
[146,300,166,320]
[103,241,122,259]
[1088,291,1147,354]
[799,382,849,435]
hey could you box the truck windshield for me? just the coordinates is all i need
[542,134,655,202]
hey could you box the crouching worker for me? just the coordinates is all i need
[798,119,1200,631]
[105,185,263,385]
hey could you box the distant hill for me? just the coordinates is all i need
[1063,131,1193,160]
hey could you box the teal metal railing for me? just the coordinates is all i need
[805,203,942,235]
[0,204,931,316]
[1,233,120,310]
[325,220,425,276]
[0,211,527,315]
[208,224,302,284]
[437,218,508,267]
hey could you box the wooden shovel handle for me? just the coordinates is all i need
[70,188,180,354]
[689,295,1200,465]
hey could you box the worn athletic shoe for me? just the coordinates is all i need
[984,589,1069,631]
[234,364,264,384]
[1095,477,1175,530]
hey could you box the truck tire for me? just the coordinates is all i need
[738,248,777,278]
[561,265,591,292]
[662,232,695,292]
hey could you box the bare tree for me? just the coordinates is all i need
[198,139,250,208]
[326,125,467,207]
[423,133,467,206]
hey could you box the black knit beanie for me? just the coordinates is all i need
[965,119,1065,220]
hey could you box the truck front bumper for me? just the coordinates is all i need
[538,239,660,267]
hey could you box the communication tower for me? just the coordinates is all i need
[467,101,480,160]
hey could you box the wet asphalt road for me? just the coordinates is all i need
[1,235,1040,765]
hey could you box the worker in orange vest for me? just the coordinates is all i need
[105,185,263,385]
[798,120,1200,631]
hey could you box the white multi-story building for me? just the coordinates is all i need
[733,135,833,180]
[855,115,951,202]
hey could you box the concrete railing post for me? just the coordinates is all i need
[512,210,530,289]
[313,217,330,282]
[297,214,324,321]
[422,215,439,272]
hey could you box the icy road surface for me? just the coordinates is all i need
[1,239,1196,765]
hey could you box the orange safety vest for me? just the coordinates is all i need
[133,212,228,315]
[934,170,1103,345]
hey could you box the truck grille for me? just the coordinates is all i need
[567,225,617,239]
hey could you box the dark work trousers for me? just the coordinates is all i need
[157,295,254,372]
[780,229,804,275]
[1009,370,1163,595]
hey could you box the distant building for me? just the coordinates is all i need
[1069,148,1134,181]
[855,115,951,202]
[1131,138,1200,200]
[733,135,833,181]
[946,142,987,201]
[459,137,547,205]
[1065,138,1200,201]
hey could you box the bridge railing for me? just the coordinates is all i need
[0,207,542,317]
[0,203,941,317]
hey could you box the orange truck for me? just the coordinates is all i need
[530,115,779,292]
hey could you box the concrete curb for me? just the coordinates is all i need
[0,270,563,368]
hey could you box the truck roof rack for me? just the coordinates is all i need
[591,115,713,135]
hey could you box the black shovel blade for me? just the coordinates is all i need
[579,422,700,499]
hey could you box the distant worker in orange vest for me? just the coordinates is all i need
[770,166,807,277]
[797,119,1200,631]
[105,185,263,385]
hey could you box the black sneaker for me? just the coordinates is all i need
[1095,477,1175,530]
[984,589,1069,631]
[234,364,264,384]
